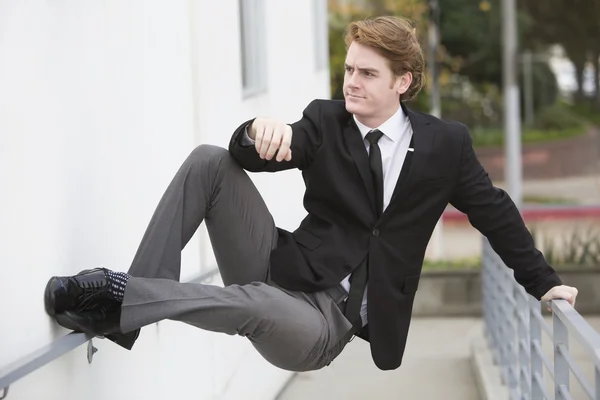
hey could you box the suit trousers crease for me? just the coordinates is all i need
[120,144,353,371]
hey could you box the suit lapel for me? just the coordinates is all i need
[344,118,377,213]
[383,104,436,217]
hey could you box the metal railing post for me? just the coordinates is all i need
[491,259,510,378]
[517,287,530,398]
[482,240,490,342]
[529,296,543,400]
[483,240,501,365]
[503,264,518,395]
[596,366,600,399]
[494,253,506,372]
[495,250,510,384]
[482,239,500,365]
[554,312,570,398]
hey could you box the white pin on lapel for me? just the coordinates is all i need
[408,148,414,152]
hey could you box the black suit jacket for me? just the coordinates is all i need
[228,99,562,370]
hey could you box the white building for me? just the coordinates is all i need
[0,0,330,399]
[548,44,596,98]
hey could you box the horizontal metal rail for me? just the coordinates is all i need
[0,268,220,399]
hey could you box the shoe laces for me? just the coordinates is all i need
[73,278,114,312]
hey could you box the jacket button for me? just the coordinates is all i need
[372,229,380,237]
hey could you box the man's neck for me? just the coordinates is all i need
[354,105,401,129]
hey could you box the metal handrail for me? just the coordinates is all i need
[0,268,220,399]
[482,238,600,399]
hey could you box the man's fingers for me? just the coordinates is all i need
[254,124,266,154]
[548,290,573,302]
[252,120,293,162]
[562,290,576,306]
[277,126,293,162]
[542,288,577,307]
[259,126,274,159]
[540,285,579,311]
[557,290,574,302]
[265,127,283,160]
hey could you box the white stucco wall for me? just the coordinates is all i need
[0,0,330,398]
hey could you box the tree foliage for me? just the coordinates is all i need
[437,0,504,87]
[520,0,600,105]
[326,0,599,123]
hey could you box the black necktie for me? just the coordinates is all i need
[345,129,384,332]
[365,129,385,216]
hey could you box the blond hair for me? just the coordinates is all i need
[345,16,425,101]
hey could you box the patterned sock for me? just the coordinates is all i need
[105,270,131,302]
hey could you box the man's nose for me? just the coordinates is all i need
[347,71,360,87]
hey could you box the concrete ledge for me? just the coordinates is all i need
[413,270,481,317]
[469,326,509,400]
[413,269,600,317]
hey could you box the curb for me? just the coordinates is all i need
[469,327,510,400]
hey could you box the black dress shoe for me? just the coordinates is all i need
[44,268,118,317]
[55,305,140,350]
[45,268,140,350]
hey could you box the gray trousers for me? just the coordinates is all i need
[120,144,354,372]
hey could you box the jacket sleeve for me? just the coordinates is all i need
[448,124,562,300]
[228,99,323,172]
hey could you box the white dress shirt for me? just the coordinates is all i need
[340,105,414,326]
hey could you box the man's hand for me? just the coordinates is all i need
[248,118,293,162]
[541,285,578,310]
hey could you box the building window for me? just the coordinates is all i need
[313,0,329,71]
[239,0,267,98]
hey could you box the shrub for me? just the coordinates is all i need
[533,103,584,131]
[532,227,600,268]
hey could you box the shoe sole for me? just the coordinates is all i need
[55,311,139,351]
[54,311,87,332]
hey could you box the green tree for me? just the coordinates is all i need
[520,0,600,107]
[437,0,504,87]
[435,0,558,121]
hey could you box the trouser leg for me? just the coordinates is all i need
[127,144,277,286]
[121,277,352,371]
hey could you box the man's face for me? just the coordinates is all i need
[343,41,410,124]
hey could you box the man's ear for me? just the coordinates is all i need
[395,72,413,95]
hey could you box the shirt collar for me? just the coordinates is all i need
[353,105,405,143]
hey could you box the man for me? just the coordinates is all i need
[44,16,577,372]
